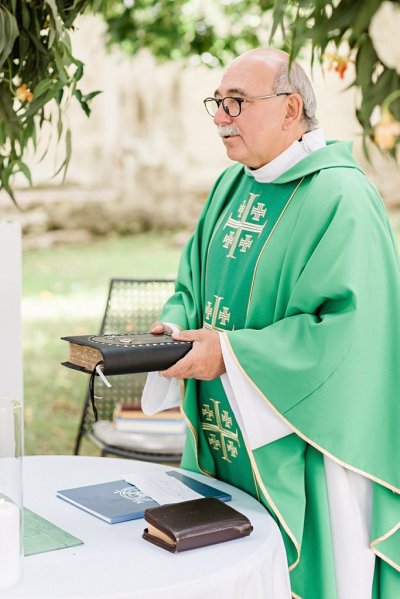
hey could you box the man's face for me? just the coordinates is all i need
[213,56,290,169]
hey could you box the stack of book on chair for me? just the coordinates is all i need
[113,404,186,436]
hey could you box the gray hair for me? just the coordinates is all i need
[272,62,319,131]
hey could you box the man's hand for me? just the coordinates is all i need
[150,321,175,335]
[159,328,226,381]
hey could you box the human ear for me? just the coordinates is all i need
[283,93,303,129]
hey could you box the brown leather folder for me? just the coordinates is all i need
[142,497,253,553]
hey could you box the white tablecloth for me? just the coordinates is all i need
[3,456,291,599]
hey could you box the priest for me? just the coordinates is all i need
[142,48,400,599]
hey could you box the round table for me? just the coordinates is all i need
[4,455,291,599]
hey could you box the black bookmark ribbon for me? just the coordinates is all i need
[88,361,105,422]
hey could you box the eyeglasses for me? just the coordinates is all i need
[203,93,291,118]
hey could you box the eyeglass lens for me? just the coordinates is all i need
[205,97,241,117]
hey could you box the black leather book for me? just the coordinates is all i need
[61,333,192,375]
[142,497,253,553]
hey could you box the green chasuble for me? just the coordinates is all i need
[160,141,400,599]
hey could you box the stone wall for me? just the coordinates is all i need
[1,15,399,247]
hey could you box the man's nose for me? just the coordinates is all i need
[213,103,233,126]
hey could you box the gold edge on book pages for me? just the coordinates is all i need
[147,523,176,546]
[69,343,102,370]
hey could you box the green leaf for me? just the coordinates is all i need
[25,29,47,55]
[0,9,6,55]
[48,23,57,49]
[74,62,84,82]
[355,36,377,92]
[20,91,52,120]
[0,7,19,70]
[82,90,102,102]
[269,0,287,43]
[57,104,63,140]
[90,0,107,12]
[21,1,30,30]
[17,160,32,185]
[32,80,54,99]
[45,0,63,36]
[0,165,17,205]
[65,127,72,173]
[52,127,72,180]
[348,0,381,45]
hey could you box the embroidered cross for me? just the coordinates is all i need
[221,410,232,428]
[237,201,247,218]
[202,404,214,421]
[208,434,221,451]
[203,295,231,330]
[201,398,239,462]
[239,235,253,253]
[251,202,267,221]
[205,301,213,320]
[226,440,238,458]
[218,306,231,325]
[223,231,235,249]
[223,192,268,258]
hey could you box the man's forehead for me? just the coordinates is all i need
[214,86,247,97]
[215,58,276,96]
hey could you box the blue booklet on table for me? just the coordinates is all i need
[56,471,231,524]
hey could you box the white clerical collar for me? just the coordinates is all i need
[245,128,326,183]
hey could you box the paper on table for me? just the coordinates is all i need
[24,507,83,556]
[124,472,203,505]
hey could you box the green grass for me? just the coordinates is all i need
[22,233,182,456]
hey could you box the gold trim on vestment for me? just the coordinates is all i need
[205,191,237,280]
[181,392,214,478]
[371,522,400,572]
[248,177,304,310]
[373,548,400,573]
[246,447,301,571]
[238,427,263,504]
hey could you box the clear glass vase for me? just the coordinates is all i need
[0,397,23,588]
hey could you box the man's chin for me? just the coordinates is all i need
[222,139,244,162]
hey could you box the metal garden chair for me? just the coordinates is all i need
[73,277,185,463]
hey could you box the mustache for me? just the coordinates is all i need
[218,125,240,137]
